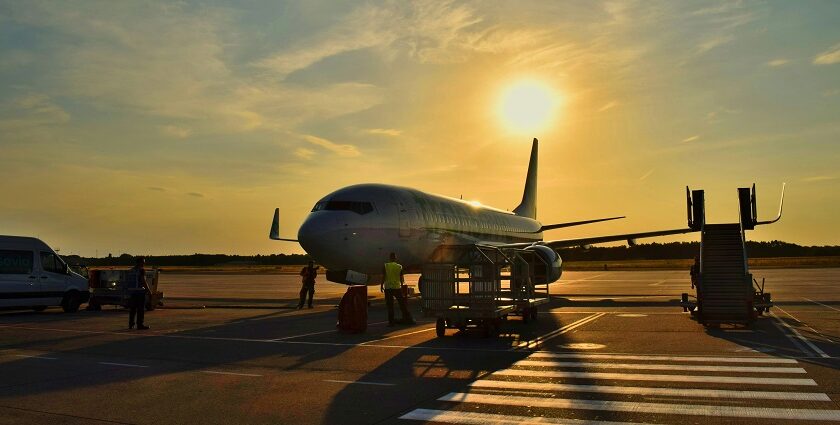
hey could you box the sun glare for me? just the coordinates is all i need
[498,79,559,134]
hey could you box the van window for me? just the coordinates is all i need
[0,250,34,274]
[40,252,65,274]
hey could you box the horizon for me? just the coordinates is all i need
[2,1,839,256]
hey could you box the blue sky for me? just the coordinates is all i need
[1,1,839,255]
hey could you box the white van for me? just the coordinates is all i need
[0,236,90,312]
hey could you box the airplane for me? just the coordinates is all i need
[270,138,783,285]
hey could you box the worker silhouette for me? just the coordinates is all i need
[298,261,318,309]
[128,257,150,330]
[381,252,415,326]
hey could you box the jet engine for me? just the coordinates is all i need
[525,245,563,283]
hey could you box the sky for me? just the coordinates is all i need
[1,0,839,256]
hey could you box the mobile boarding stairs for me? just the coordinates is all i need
[681,184,785,327]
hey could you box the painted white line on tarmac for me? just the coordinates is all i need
[98,362,148,368]
[438,393,840,421]
[803,298,840,312]
[360,327,437,345]
[492,369,818,386]
[776,306,836,344]
[771,311,828,358]
[514,360,806,374]
[399,408,653,425]
[12,354,57,360]
[516,313,605,349]
[323,379,395,386]
[469,379,831,401]
[201,370,262,377]
[271,328,338,341]
[528,352,798,364]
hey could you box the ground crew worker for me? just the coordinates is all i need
[128,256,150,330]
[381,252,414,326]
[690,256,700,289]
[298,261,318,309]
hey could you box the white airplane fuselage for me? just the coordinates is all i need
[297,183,543,277]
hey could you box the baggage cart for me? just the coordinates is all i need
[420,245,550,337]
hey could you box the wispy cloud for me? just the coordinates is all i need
[302,134,360,157]
[366,128,403,137]
[681,135,700,143]
[186,192,205,198]
[767,58,789,67]
[295,148,316,160]
[696,35,734,55]
[814,43,840,65]
[598,101,619,112]
[147,187,166,192]
[639,169,654,180]
[0,93,69,130]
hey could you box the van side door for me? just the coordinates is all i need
[0,250,38,307]
[38,251,68,305]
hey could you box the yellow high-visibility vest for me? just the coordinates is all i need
[384,262,402,289]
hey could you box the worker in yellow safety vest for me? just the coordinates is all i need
[381,252,415,326]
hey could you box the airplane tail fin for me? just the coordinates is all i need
[513,138,538,219]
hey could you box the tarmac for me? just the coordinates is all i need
[1,268,840,424]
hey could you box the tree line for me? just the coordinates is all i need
[61,240,839,267]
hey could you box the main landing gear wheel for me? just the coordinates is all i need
[436,318,446,337]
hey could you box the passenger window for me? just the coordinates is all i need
[40,252,65,274]
[0,250,34,274]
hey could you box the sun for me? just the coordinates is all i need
[497,79,559,134]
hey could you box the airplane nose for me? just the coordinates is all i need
[298,213,331,258]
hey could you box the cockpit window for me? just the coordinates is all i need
[312,201,373,215]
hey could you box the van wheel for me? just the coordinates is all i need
[62,291,81,313]
[32,306,47,312]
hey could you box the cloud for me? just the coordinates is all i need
[0,93,70,131]
[767,58,789,67]
[597,101,619,112]
[681,135,700,143]
[814,44,840,65]
[161,125,192,139]
[639,169,654,181]
[366,128,403,137]
[295,148,316,160]
[302,134,360,157]
[147,187,166,192]
[186,192,205,198]
[696,35,734,55]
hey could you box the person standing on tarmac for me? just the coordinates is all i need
[298,261,318,309]
[128,256,150,330]
[381,252,415,326]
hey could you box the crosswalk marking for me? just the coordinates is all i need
[438,393,840,421]
[514,359,806,374]
[469,379,831,401]
[492,368,818,386]
[528,352,798,364]
[399,409,654,425]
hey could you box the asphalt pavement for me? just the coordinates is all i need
[1,268,840,424]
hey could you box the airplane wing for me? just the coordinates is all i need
[539,216,625,231]
[269,208,299,242]
[496,227,697,250]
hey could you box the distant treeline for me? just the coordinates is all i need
[558,241,840,261]
[62,241,839,267]
[62,253,312,267]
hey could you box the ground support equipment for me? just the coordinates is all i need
[420,244,549,337]
[87,268,163,311]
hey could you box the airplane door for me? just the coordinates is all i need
[0,249,38,307]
